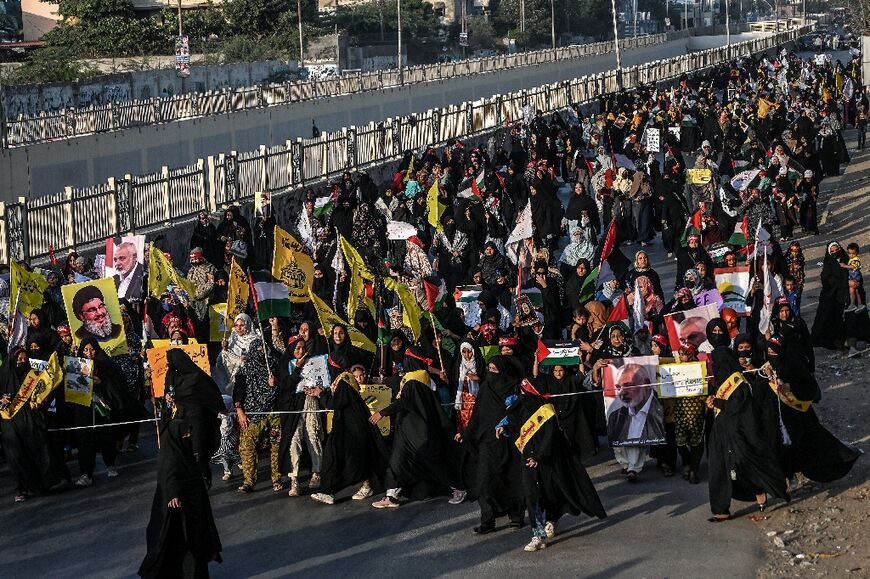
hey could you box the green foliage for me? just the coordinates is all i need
[224,0,294,38]
[335,0,443,41]
[5,46,102,84]
[464,17,498,51]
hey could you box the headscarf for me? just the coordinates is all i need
[598,323,633,357]
[585,301,608,334]
[683,268,703,297]
[456,342,480,397]
[227,313,259,357]
[559,223,596,267]
[166,349,225,414]
[634,275,663,315]
[705,318,730,349]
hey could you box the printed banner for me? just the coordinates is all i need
[9,260,48,317]
[693,288,724,311]
[209,303,229,342]
[64,356,94,407]
[663,303,719,353]
[657,361,708,398]
[254,191,272,219]
[602,355,665,447]
[105,235,145,301]
[715,266,751,315]
[686,168,712,185]
[226,258,250,320]
[61,277,129,356]
[644,128,661,153]
[175,35,190,77]
[146,344,210,398]
[359,383,393,436]
[293,355,330,393]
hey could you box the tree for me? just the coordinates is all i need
[224,0,295,38]
[6,46,102,84]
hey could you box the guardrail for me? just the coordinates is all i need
[0,34,675,148]
[0,25,811,265]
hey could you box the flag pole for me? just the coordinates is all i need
[428,310,446,373]
[246,266,273,377]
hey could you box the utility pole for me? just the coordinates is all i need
[379,0,385,40]
[298,0,305,66]
[397,0,403,83]
[725,0,730,57]
[521,0,526,33]
[610,0,622,88]
[177,0,183,36]
[551,0,556,49]
[462,0,467,59]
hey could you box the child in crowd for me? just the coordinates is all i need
[845,243,864,312]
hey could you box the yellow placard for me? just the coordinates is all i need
[226,258,250,320]
[150,338,199,348]
[9,260,48,317]
[61,277,129,357]
[209,303,228,342]
[686,168,712,185]
[360,383,393,436]
[146,344,210,398]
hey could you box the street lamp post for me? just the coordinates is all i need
[550,0,556,49]
[177,0,182,36]
[725,0,730,58]
[298,0,305,67]
[397,0,403,83]
[610,0,622,88]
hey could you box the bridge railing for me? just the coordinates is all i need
[0,25,812,264]
[1,34,672,148]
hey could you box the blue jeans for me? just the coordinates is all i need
[530,502,547,539]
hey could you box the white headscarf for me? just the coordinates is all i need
[454,342,480,408]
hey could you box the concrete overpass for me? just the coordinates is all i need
[0,31,770,201]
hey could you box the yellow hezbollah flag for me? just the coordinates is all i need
[147,245,195,298]
[427,181,446,233]
[686,168,712,185]
[309,289,376,353]
[226,258,250,321]
[209,303,228,342]
[9,260,48,317]
[0,352,63,419]
[272,226,315,303]
[339,235,374,323]
[515,403,556,452]
[383,277,422,343]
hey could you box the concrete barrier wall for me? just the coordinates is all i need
[0,33,767,202]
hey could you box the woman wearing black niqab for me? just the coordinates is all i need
[705,319,788,521]
[533,362,597,459]
[0,347,63,501]
[166,349,225,487]
[139,419,222,579]
[461,355,526,533]
[811,242,848,349]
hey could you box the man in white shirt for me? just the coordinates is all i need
[112,241,144,301]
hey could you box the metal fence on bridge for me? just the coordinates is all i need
[0,26,810,265]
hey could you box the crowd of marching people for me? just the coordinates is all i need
[0,40,865,573]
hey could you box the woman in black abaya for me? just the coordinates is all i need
[165,349,225,488]
[705,319,788,522]
[139,419,222,579]
[0,347,62,502]
[532,362,597,459]
[764,340,860,483]
[460,355,526,533]
[811,242,848,350]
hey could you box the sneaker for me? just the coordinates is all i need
[287,480,299,497]
[666,252,673,258]
[310,493,335,505]
[544,521,556,539]
[845,304,857,313]
[448,489,467,505]
[309,473,321,489]
[626,470,639,483]
[74,475,93,487]
[848,347,861,358]
[14,494,27,503]
[372,497,400,509]
[857,304,867,312]
[222,472,232,481]
[352,484,373,500]
[107,468,119,478]
[524,537,547,552]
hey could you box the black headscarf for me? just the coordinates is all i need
[166,349,225,415]
[25,308,60,360]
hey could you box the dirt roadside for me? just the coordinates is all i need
[755,127,870,578]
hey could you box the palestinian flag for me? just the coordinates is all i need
[252,281,291,321]
[607,294,629,324]
[521,286,543,309]
[536,340,581,366]
[313,190,337,218]
[680,209,703,247]
[458,168,485,201]
[727,216,749,247]
[423,276,447,312]
[377,317,390,346]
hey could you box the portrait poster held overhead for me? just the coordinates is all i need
[602,356,666,447]
[657,361,708,398]
[104,235,145,301]
[715,266,752,315]
[64,356,94,407]
[663,303,720,353]
[146,344,211,398]
[359,383,393,436]
[61,277,129,357]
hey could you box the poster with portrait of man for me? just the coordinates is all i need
[61,277,129,357]
[663,303,720,353]
[105,235,145,301]
[602,356,666,447]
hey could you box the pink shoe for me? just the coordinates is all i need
[371,497,399,509]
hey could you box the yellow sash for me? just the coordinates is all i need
[515,403,556,453]
[1,370,40,420]
[762,363,812,413]
[713,371,746,416]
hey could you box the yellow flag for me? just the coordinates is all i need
[383,277,422,342]
[209,303,228,341]
[9,260,48,317]
[30,352,64,408]
[226,258,250,321]
[309,289,376,353]
[272,226,315,303]
[147,245,195,298]
[427,181,445,233]
[338,235,373,323]
[757,98,775,119]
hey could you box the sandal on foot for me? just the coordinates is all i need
[273,482,284,492]
[237,484,253,494]
[707,514,732,523]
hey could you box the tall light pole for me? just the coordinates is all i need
[725,0,730,57]
[397,0,403,83]
[521,0,526,33]
[550,0,556,49]
[177,0,183,36]
[297,0,305,67]
[610,0,622,88]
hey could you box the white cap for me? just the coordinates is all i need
[779,166,788,176]
[701,140,712,148]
